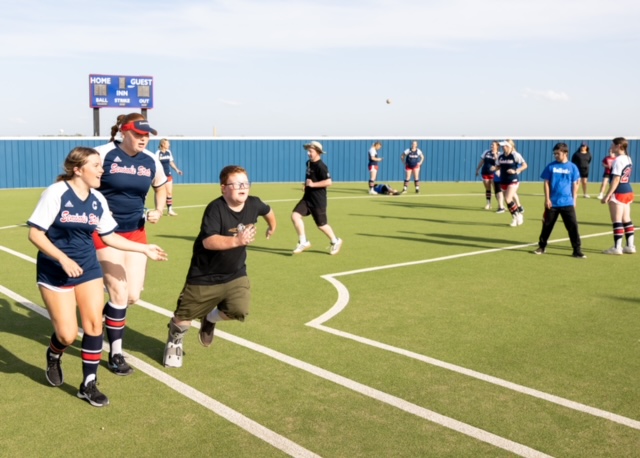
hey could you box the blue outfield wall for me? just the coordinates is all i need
[0,137,637,189]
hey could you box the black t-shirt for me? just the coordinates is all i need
[186,196,271,285]
[571,151,592,170]
[303,159,330,208]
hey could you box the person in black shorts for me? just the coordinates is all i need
[571,142,592,198]
[163,165,276,368]
[291,141,343,255]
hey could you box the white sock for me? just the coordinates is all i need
[206,309,224,323]
[110,339,122,355]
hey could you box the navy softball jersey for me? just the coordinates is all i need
[27,181,118,287]
[94,142,167,232]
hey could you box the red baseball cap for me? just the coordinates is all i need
[121,120,157,136]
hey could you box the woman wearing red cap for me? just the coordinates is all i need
[92,112,168,376]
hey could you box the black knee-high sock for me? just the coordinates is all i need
[81,333,103,386]
[624,221,635,247]
[48,332,68,359]
[613,222,624,248]
[104,301,127,356]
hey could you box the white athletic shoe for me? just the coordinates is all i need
[516,212,524,226]
[163,342,183,368]
[293,241,311,254]
[597,193,603,200]
[369,189,378,195]
[622,246,636,254]
[329,238,343,255]
[168,209,178,216]
[603,246,623,255]
[584,194,591,198]
[484,203,492,210]
[510,215,518,227]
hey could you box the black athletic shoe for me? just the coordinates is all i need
[108,353,134,376]
[572,251,587,259]
[45,352,64,387]
[77,381,109,407]
[533,247,545,255]
[198,319,216,347]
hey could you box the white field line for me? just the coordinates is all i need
[1,248,551,458]
[306,232,640,431]
[0,284,319,458]
[0,224,26,231]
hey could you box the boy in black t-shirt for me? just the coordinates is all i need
[163,165,276,368]
[291,141,343,255]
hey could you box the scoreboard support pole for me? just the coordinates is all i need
[93,108,100,137]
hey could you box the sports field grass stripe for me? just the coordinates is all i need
[0,284,320,458]
[305,231,640,432]
[2,247,551,457]
[159,193,484,210]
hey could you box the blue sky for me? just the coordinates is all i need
[1,0,639,138]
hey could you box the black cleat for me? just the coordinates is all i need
[198,319,216,348]
[45,351,64,387]
[108,353,134,376]
[77,381,109,407]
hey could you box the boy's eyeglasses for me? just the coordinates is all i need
[225,182,251,190]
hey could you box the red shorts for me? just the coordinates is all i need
[500,182,520,192]
[92,227,147,250]
[368,165,379,172]
[167,175,174,182]
[405,165,420,172]
[612,192,634,204]
[481,174,494,181]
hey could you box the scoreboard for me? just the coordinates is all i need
[89,74,154,109]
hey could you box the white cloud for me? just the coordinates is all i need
[522,88,570,102]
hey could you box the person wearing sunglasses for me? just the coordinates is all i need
[163,165,276,368]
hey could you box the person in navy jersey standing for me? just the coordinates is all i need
[367,141,383,194]
[533,142,585,258]
[475,141,501,210]
[93,113,167,376]
[400,141,424,193]
[27,147,167,407]
[155,138,183,216]
[601,137,635,255]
